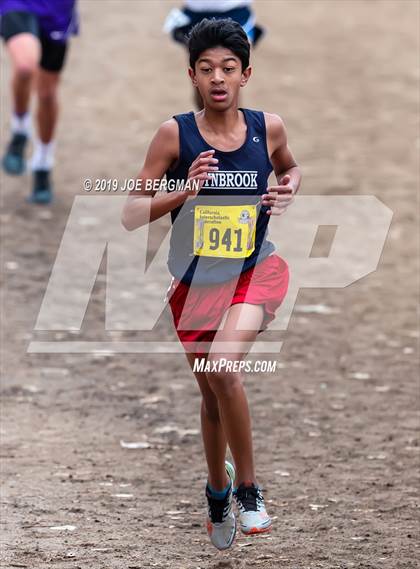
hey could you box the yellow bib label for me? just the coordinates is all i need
[193,205,257,258]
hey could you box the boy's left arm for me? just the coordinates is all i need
[262,113,302,215]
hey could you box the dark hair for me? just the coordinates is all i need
[188,18,250,71]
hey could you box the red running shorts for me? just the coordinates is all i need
[167,253,289,354]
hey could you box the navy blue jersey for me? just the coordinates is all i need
[166,108,275,285]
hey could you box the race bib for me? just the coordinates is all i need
[193,205,257,258]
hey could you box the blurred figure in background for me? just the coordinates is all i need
[0,0,78,204]
[164,0,264,108]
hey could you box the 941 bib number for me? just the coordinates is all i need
[193,205,257,258]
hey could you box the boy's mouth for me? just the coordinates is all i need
[210,88,228,102]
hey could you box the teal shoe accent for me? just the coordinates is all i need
[225,460,236,485]
[2,133,27,175]
[28,170,53,205]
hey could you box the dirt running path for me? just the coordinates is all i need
[1,1,419,568]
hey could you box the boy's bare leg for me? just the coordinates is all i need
[27,69,61,203]
[3,34,39,175]
[206,303,265,487]
[185,352,229,491]
[36,68,60,143]
[7,33,40,114]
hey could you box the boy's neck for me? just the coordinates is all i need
[198,105,242,134]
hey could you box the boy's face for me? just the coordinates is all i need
[189,47,251,110]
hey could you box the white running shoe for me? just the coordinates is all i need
[205,461,236,550]
[233,482,272,535]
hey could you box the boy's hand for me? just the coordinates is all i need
[186,149,219,196]
[261,174,295,216]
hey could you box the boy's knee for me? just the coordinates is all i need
[14,60,36,81]
[206,356,242,398]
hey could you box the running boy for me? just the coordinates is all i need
[122,18,301,550]
[0,0,78,203]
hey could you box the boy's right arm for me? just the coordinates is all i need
[121,119,184,231]
[121,120,218,231]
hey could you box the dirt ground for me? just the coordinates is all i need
[1,1,419,568]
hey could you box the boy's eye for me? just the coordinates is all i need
[224,67,235,72]
[200,67,212,73]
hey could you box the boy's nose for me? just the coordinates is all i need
[211,71,225,84]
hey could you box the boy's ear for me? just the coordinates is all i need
[240,66,252,87]
[188,67,198,86]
